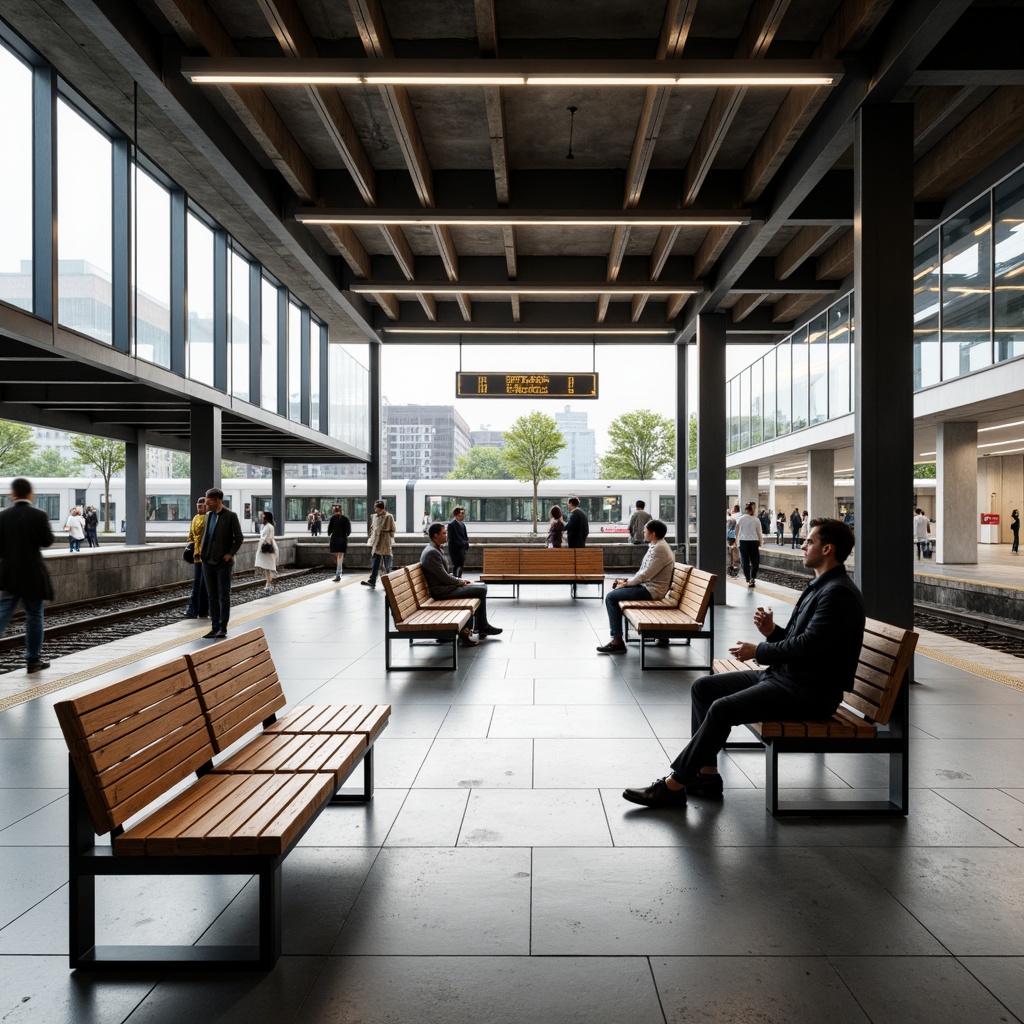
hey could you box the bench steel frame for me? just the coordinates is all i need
[623,598,715,670]
[384,599,461,670]
[483,577,605,600]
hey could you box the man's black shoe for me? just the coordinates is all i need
[655,638,671,647]
[685,773,724,799]
[360,580,376,588]
[26,659,50,673]
[215,630,227,638]
[183,612,198,618]
[203,631,219,639]
[477,625,503,637]
[622,777,686,808]
[596,639,626,654]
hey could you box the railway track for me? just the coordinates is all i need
[0,567,334,674]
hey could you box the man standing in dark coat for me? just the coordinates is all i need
[446,506,470,578]
[565,496,590,548]
[0,478,55,672]
[200,487,245,640]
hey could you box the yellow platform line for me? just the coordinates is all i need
[0,575,366,713]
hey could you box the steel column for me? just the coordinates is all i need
[33,65,55,324]
[367,341,382,517]
[271,458,285,541]
[169,189,186,375]
[853,104,914,628]
[191,403,222,501]
[675,341,689,559]
[124,433,147,546]
[696,312,728,603]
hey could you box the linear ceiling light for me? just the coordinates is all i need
[297,210,750,228]
[351,283,699,296]
[383,327,676,335]
[181,58,842,89]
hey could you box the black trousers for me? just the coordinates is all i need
[202,560,234,632]
[669,670,838,783]
[738,540,760,582]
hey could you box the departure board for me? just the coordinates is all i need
[456,372,599,399]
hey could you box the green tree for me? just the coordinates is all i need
[688,413,697,471]
[447,446,513,480]
[914,462,936,479]
[0,420,36,475]
[170,451,191,478]
[69,435,126,532]
[599,409,675,480]
[22,448,82,477]
[501,412,565,533]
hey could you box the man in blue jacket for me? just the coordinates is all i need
[623,518,865,807]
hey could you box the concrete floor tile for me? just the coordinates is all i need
[831,955,1020,1024]
[459,789,612,847]
[436,705,494,737]
[533,737,672,788]
[331,848,531,955]
[531,847,944,956]
[488,704,654,738]
[532,676,638,704]
[301,787,409,846]
[0,795,67,846]
[652,956,869,1024]
[384,789,470,846]
[298,956,664,1024]
[452,678,536,704]
[961,958,1024,1022]
[413,738,534,788]
[0,789,63,832]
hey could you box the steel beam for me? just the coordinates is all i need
[696,313,728,604]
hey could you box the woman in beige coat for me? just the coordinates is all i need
[361,500,396,589]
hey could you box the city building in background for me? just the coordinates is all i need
[384,404,472,479]
[553,405,597,479]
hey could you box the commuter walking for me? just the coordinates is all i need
[758,507,771,536]
[775,511,785,545]
[913,507,931,560]
[327,504,352,580]
[83,505,99,547]
[64,507,85,552]
[184,496,209,618]
[254,510,278,593]
[735,502,764,588]
[726,504,740,577]
[362,500,396,589]
[1011,508,1020,555]
[200,487,244,640]
[565,496,590,548]
[790,507,802,549]
[447,506,470,578]
[0,478,55,672]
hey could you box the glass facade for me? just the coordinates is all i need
[913,231,941,389]
[57,99,112,343]
[0,45,33,311]
[941,196,992,379]
[0,30,369,458]
[994,168,1024,362]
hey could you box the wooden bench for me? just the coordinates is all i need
[54,633,389,970]
[714,617,918,816]
[622,566,717,669]
[381,567,474,670]
[479,546,605,599]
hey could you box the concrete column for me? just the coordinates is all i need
[696,312,727,603]
[271,459,285,541]
[675,340,688,558]
[936,421,978,564]
[124,433,147,546]
[190,403,222,505]
[768,465,778,522]
[807,449,835,522]
[854,104,914,627]
[739,466,759,511]
[366,341,382,526]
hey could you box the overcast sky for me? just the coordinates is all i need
[341,342,773,452]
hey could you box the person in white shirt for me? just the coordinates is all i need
[64,507,86,553]
[912,507,931,560]
[597,519,675,654]
[735,502,764,589]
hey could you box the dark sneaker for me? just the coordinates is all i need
[596,639,626,654]
[26,659,50,673]
[477,625,503,637]
[622,777,687,808]
[183,612,198,618]
[215,630,227,639]
[360,580,376,588]
[685,773,724,799]
[203,631,219,639]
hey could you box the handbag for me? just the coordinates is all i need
[260,542,274,554]
[182,542,195,563]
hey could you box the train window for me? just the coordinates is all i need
[4,493,62,519]
[285,495,393,521]
[98,501,116,525]
[659,496,675,523]
[146,495,189,521]
[573,495,622,523]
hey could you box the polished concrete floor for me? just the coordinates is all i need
[2,572,1024,1023]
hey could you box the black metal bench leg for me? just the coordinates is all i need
[258,862,282,970]
[765,742,779,815]
[68,758,96,968]
[332,746,375,803]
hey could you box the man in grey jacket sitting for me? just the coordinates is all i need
[597,519,674,654]
[420,523,503,646]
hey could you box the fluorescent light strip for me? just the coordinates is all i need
[352,284,698,296]
[990,446,1024,455]
[297,212,748,227]
[383,327,675,335]
[980,419,1024,432]
[979,436,1024,449]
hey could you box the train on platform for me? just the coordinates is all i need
[14,476,938,536]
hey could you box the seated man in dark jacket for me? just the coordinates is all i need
[420,523,502,646]
[624,518,865,807]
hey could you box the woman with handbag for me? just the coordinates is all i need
[254,510,278,593]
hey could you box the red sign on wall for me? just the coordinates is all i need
[981,513,1000,525]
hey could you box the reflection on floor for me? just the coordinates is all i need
[2,574,1024,1024]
